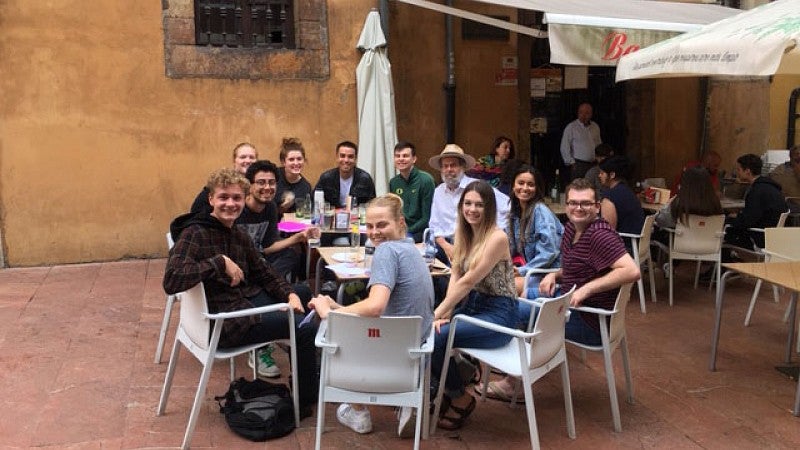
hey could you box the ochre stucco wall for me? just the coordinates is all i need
[0,0,374,266]
[390,0,519,171]
[769,74,800,149]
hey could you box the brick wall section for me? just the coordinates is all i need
[162,0,330,79]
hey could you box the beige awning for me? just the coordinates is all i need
[616,0,800,80]
[393,0,738,66]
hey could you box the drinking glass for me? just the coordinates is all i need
[349,223,360,261]
[308,226,321,248]
[295,198,307,219]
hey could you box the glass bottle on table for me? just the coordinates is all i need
[308,203,321,248]
[550,169,561,204]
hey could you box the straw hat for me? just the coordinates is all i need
[428,144,476,171]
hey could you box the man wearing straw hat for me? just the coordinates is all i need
[428,144,510,264]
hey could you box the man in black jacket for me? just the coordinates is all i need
[314,141,376,208]
[725,153,787,250]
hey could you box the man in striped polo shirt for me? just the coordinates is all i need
[539,178,640,345]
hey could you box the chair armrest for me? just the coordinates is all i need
[527,268,560,274]
[516,296,543,307]
[451,314,538,339]
[618,232,642,239]
[313,319,338,352]
[748,227,765,234]
[569,305,618,317]
[409,325,435,357]
[206,303,293,321]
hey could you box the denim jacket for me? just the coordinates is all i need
[508,202,563,276]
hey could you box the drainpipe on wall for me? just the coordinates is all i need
[787,87,800,149]
[379,0,389,46]
[444,0,456,143]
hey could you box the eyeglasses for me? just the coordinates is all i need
[566,200,598,210]
[254,179,276,187]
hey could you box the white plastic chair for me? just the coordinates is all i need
[156,282,300,450]
[432,288,577,448]
[155,232,179,363]
[566,282,635,433]
[619,214,657,313]
[742,211,789,326]
[314,312,433,450]
[665,214,726,306]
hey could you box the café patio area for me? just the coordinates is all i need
[1,258,799,449]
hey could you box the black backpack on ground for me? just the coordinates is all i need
[216,377,296,441]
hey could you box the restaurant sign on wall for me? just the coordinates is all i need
[548,24,680,66]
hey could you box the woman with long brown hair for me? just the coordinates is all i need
[431,180,518,430]
[655,166,723,229]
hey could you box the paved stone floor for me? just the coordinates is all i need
[1,258,799,449]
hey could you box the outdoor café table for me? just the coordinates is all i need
[279,212,367,279]
[640,197,745,213]
[710,260,800,415]
[313,245,450,305]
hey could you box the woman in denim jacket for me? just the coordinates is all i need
[507,165,564,299]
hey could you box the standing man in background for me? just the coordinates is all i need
[389,141,435,242]
[560,103,602,180]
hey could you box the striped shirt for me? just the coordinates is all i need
[561,218,627,332]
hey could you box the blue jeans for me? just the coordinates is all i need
[524,287,603,347]
[565,310,602,346]
[432,291,517,397]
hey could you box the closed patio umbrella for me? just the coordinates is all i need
[616,0,800,80]
[356,9,398,195]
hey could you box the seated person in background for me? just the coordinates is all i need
[598,155,645,236]
[389,141,435,243]
[239,160,316,282]
[164,168,318,408]
[275,137,313,215]
[479,178,639,402]
[506,164,563,298]
[670,150,722,196]
[655,166,723,230]
[468,136,515,189]
[309,193,434,438]
[585,143,615,194]
[191,142,258,214]
[724,153,786,251]
[770,145,800,199]
[314,141,376,208]
[431,181,518,431]
[428,144,510,265]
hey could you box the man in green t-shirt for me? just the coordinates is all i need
[389,141,435,242]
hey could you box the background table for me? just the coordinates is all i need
[711,261,800,415]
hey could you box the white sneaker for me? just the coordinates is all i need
[397,406,415,438]
[247,344,280,378]
[336,403,372,434]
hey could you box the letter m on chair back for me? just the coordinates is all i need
[315,312,433,450]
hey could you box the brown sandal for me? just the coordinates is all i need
[437,395,476,430]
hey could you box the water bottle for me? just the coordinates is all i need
[423,233,436,266]
[314,189,325,227]
[550,169,561,203]
[364,238,374,269]
[308,205,321,249]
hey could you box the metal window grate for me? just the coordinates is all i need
[194,1,295,49]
